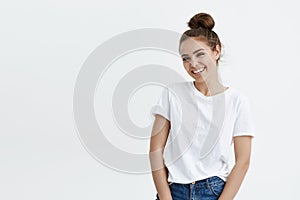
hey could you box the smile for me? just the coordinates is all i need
[192,66,206,74]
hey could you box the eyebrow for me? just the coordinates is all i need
[181,48,205,57]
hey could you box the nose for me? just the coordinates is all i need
[189,58,198,68]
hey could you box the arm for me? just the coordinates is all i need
[218,136,253,200]
[149,114,172,200]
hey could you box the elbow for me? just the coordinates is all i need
[149,149,164,168]
[149,150,164,163]
[235,159,250,171]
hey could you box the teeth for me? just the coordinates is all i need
[192,67,206,74]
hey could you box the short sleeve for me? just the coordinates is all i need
[150,87,170,121]
[233,96,256,137]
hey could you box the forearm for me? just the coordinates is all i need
[218,163,249,200]
[149,152,172,200]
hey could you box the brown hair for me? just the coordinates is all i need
[179,13,222,64]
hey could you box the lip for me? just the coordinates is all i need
[191,66,206,75]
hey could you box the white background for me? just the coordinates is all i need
[1,0,300,199]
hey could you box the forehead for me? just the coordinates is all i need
[179,38,209,55]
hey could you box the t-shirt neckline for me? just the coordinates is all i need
[190,81,231,99]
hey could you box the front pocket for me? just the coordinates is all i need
[209,181,225,196]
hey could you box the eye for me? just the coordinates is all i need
[182,57,190,62]
[196,53,205,57]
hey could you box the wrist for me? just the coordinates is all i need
[159,195,172,200]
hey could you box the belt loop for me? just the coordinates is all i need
[206,176,210,186]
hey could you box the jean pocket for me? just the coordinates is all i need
[209,181,225,197]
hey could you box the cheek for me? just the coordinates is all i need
[182,62,189,70]
[207,54,218,63]
[201,56,216,67]
[199,56,210,62]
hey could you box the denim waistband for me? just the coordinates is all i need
[172,176,224,188]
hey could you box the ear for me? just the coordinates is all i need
[214,44,221,60]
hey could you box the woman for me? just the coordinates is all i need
[149,13,255,200]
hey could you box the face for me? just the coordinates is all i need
[179,38,220,83]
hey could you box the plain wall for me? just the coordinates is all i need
[1,0,299,199]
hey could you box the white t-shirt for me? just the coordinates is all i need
[150,81,255,184]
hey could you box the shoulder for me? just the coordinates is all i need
[227,88,253,114]
[228,87,250,103]
[164,81,192,95]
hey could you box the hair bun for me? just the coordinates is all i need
[188,13,215,30]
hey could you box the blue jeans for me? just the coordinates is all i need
[155,176,226,200]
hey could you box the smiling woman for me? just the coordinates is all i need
[179,13,225,97]
[149,12,255,200]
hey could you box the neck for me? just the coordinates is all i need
[193,77,227,96]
